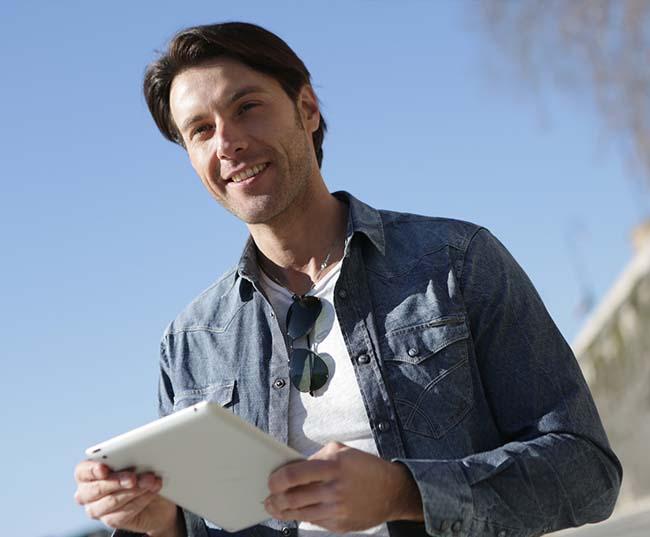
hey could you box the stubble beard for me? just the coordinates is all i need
[223,121,316,226]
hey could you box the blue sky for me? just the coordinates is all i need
[0,1,643,536]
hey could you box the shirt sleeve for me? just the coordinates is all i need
[394,228,622,537]
[158,333,175,418]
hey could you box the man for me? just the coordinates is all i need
[74,22,622,537]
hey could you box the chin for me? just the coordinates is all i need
[221,188,299,225]
[227,201,283,225]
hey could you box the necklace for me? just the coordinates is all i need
[259,237,340,297]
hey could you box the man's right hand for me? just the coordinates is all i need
[74,460,184,537]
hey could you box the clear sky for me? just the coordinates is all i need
[0,1,643,536]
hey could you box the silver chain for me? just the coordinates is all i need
[259,238,339,297]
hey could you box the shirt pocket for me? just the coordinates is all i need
[172,380,238,413]
[383,315,473,439]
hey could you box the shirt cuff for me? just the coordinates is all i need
[393,458,473,537]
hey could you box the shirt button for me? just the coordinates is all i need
[452,520,462,532]
[497,531,507,537]
[407,347,419,357]
[439,520,450,531]
[273,378,286,389]
[270,311,275,318]
[337,289,348,299]
[378,421,390,432]
[281,528,291,536]
[357,354,370,364]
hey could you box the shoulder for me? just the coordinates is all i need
[162,265,243,339]
[378,207,486,254]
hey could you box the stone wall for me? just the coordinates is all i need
[575,263,650,508]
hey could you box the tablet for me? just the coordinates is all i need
[85,402,304,532]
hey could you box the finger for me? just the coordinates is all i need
[76,479,127,505]
[266,481,334,514]
[75,461,110,483]
[136,472,161,491]
[268,500,341,525]
[85,487,154,519]
[100,492,159,529]
[111,470,160,490]
[268,460,337,494]
[76,469,151,505]
[308,441,347,460]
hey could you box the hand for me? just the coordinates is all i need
[74,460,184,537]
[264,442,423,533]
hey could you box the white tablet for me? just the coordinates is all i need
[85,402,304,532]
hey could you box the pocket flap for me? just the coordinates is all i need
[172,380,236,411]
[385,316,469,364]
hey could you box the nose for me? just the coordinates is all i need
[215,119,248,160]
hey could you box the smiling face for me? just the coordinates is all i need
[169,57,321,225]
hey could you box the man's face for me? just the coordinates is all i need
[169,58,321,224]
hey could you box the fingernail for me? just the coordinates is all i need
[120,477,132,488]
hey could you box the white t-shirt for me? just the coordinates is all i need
[258,262,389,537]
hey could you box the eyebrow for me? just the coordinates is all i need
[179,85,269,133]
[229,85,268,105]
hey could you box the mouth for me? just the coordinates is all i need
[226,162,270,184]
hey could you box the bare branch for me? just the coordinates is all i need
[474,0,650,192]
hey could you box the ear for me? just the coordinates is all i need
[297,85,321,134]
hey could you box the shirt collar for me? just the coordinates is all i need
[236,190,385,283]
[333,190,386,255]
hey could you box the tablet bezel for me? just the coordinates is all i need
[85,402,304,531]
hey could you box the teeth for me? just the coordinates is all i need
[231,163,267,183]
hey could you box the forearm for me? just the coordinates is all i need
[395,431,621,537]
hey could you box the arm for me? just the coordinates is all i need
[395,228,622,537]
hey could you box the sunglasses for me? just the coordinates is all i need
[286,295,330,396]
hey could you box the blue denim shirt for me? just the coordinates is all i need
[117,191,621,537]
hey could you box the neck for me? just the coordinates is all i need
[250,183,347,296]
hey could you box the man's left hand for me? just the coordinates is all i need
[264,442,423,533]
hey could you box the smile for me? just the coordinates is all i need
[229,163,269,183]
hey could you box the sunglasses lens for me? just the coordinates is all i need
[290,348,329,393]
[286,296,322,339]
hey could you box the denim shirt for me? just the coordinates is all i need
[117,191,621,537]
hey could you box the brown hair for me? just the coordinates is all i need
[143,22,326,167]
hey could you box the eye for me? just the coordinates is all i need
[238,102,259,115]
[190,124,214,140]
